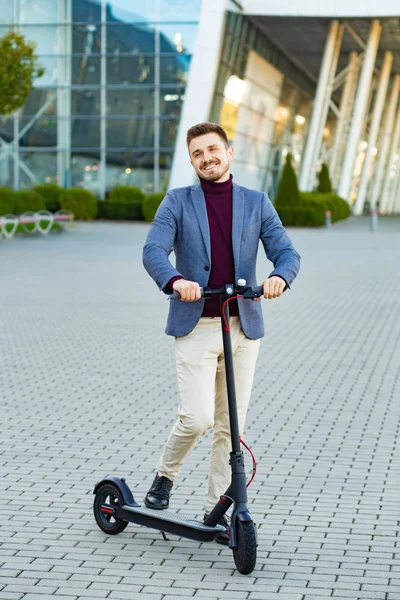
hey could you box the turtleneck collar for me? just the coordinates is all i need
[200,173,233,195]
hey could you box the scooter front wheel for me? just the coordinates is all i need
[232,520,257,574]
[93,482,128,535]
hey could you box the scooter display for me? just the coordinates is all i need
[93,280,263,574]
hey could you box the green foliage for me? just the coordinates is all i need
[274,153,300,207]
[301,192,350,222]
[14,189,45,214]
[142,193,165,222]
[275,192,350,227]
[317,163,333,193]
[0,186,15,214]
[61,188,97,220]
[97,201,143,220]
[0,30,44,115]
[33,184,65,212]
[108,186,145,204]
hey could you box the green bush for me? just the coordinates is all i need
[276,205,325,227]
[14,189,45,214]
[0,186,15,214]
[274,153,300,208]
[107,186,145,220]
[97,201,144,220]
[61,187,97,220]
[142,193,164,222]
[300,192,351,223]
[317,163,333,193]
[33,184,65,212]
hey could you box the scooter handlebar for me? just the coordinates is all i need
[172,285,264,300]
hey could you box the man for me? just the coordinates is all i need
[142,122,300,544]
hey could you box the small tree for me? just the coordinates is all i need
[317,162,333,193]
[275,153,300,207]
[0,30,44,116]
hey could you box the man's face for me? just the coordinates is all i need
[189,132,234,182]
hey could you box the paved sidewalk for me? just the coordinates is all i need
[1,216,400,600]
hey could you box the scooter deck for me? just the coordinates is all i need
[114,504,226,542]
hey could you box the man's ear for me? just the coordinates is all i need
[227,146,234,161]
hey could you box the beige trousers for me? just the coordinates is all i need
[157,317,260,513]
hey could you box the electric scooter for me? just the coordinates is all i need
[93,280,263,575]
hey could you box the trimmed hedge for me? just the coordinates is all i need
[97,201,143,220]
[34,184,65,212]
[142,193,164,222]
[108,186,145,204]
[276,192,350,227]
[61,188,97,220]
[14,189,45,214]
[0,186,15,214]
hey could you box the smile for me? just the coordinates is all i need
[204,163,218,171]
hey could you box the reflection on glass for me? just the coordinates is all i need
[160,151,173,191]
[159,0,201,22]
[19,117,58,147]
[72,56,101,85]
[160,55,190,84]
[21,25,58,55]
[106,1,156,23]
[106,56,155,85]
[22,89,57,118]
[0,5,13,25]
[33,56,58,87]
[72,90,101,116]
[107,89,155,116]
[160,118,179,148]
[0,118,14,143]
[160,88,185,116]
[107,24,155,53]
[72,152,101,193]
[20,0,58,24]
[71,118,101,148]
[73,0,102,23]
[159,24,198,54]
[72,23,101,54]
[19,151,58,186]
[105,151,155,193]
[106,117,154,148]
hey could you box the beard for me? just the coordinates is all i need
[197,158,230,183]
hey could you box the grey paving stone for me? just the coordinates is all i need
[1,217,400,600]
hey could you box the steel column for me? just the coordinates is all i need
[299,20,340,191]
[370,75,400,212]
[354,51,393,215]
[100,0,106,200]
[337,19,381,202]
[57,0,72,189]
[380,104,400,213]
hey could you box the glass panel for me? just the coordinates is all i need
[107,55,154,85]
[19,117,57,147]
[72,89,101,116]
[34,56,58,87]
[159,0,201,22]
[19,151,58,186]
[105,1,157,23]
[160,118,179,148]
[71,152,101,193]
[159,151,173,191]
[107,88,154,116]
[0,155,14,188]
[106,117,154,148]
[160,55,190,84]
[21,25,58,55]
[72,23,102,54]
[71,118,101,148]
[73,0,102,23]
[105,151,155,193]
[0,5,13,25]
[159,24,198,54]
[72,55,101,85]
[106,24,155,53]
[20,0,58,24]
[22,89,57,118]
[0,117,15,143]
[160,88,185,116]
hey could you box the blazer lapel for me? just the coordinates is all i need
[190,184,211,263]
[232,183,244,271]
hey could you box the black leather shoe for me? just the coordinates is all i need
[204,513,229,545]
[144,474,173,509]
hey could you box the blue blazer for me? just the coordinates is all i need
[143,182,300,339]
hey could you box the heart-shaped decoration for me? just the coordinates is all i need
[54,209,74,228]
[20,211,38,234]
[36,210,54,235]
[2,214,19,239]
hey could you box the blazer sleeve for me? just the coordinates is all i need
[142,191,183,293]
[260,193,301,287]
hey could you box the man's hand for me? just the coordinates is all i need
[172,279,201,302]
[261,276,286,299]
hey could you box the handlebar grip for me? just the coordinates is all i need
[172,288,204,300]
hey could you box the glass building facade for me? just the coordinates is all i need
[0,0,201,196]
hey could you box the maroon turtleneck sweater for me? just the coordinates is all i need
[167,174,238,317]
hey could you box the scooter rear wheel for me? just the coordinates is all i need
[93,482,128,535]
[232,520,257,574]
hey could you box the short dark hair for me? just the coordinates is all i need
[186,122,229,150]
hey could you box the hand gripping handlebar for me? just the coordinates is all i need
[172,282,264,301]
